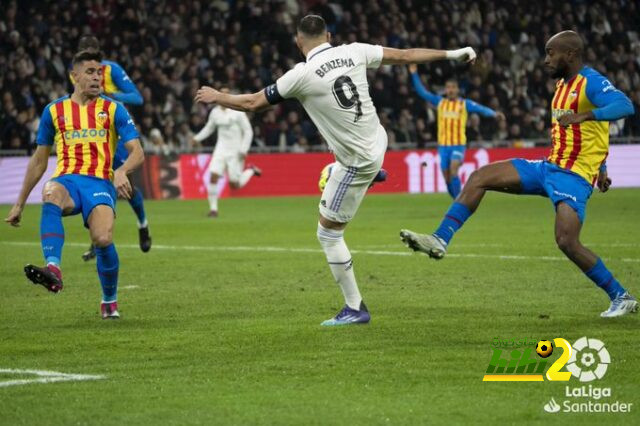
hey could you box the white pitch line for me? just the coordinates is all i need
[0,241,638,262]
[359,242,640,248]
[0,368,105,388]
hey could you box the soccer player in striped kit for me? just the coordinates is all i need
[73,36,151,260]
[408,64,504,198]
[5,50,144,319]
[400,31,637,318]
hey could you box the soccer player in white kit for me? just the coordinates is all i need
[195,15,476,326]
[193,88,260,217]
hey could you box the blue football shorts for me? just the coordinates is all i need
[511,159,593,223]
[438,145,466,171]
[52,174,117,227]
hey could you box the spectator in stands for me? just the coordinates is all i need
[0,0,638,152]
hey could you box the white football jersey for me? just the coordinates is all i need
[194,107,253,157]
[267,42,387,167]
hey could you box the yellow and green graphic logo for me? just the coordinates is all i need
[483,337,573,382]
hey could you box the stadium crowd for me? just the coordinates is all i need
[1,0,640,153]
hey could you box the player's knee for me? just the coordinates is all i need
[210,174,219,184]
[466,169,483,187]
[229,181,240,189]
[92,232,113,248]
[555,232,578,254]
[317,223,343,245]
[42,192,60,204]
[42,186,64,205]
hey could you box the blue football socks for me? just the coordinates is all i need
[585,258,626,301]
[434,202,472,245]
[446,182,454,198]
[128,187,147,227]
[450,176,461,198]
[40,203,64,266]
[96,244,119,303]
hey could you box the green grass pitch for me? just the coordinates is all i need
[1,189,639,424]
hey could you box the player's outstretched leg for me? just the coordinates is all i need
[232,165,262,190]
[25,182,72,293]
[128,186,151,252]
[317,220,370,326]
[555,203,637,318]
[401,160,522,258]
[25,202,64,291]
[89,205,120,319]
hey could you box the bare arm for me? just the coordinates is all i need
[195,88,270,113]
[113,139,144,200]
[5,145,51,226]
[382,46,476,65]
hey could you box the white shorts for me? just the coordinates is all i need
[209,154,244,182]
[319,153,385,223]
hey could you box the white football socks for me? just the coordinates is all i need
[238,169,255,188]
[208,182,218,211]
[317,223,362,310]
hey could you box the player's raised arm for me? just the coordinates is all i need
[465,99,506,121]
[193,109,218,144]
[381,46,476,65]
[408,64,443,106]
[195,87,270,113]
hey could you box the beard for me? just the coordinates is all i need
[547,61,568,79]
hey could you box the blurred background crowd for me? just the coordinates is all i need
[1,0,640,153]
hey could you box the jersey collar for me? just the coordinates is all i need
[563,66,587,86]
[306,42,333,62]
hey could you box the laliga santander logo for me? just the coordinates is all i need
[483,336,610,383]
[539,338,633,415]
[565,337,610,382]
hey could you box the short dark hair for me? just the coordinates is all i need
[72,49,103,67]
[78,35,100,51]
[297,15,326,37]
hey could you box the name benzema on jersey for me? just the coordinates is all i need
[315,58,356,78]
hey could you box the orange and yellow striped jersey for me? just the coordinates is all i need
[437,99,468,146]
[547,66,633,184]
[100,62,119,94]
[36,95,139,181]
[410,72,497,146]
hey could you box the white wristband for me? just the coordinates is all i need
[446,47,476,61]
